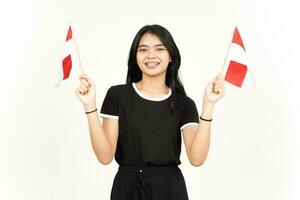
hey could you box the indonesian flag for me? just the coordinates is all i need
[222,27,255,90]
[54,26,74,87]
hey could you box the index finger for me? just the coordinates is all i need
[79,73,90,80]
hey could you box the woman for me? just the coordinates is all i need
[75,24,225,200]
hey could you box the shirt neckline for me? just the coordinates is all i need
[132,82,172,101]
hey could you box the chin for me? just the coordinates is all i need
[143,69,167,77]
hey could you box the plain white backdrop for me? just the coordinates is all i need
[1,0,299,199]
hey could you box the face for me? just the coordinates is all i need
[136,32,172,77]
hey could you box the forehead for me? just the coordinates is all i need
[138,32,163,46]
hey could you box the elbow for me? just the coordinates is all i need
[98,157,113,165]
[189,155,206,167]
[188,149,209,167]
[94,146,114,165]
[190,159,205,167]
[96,153,114,165]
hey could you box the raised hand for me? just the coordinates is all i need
[203,72,225,104]
[75,74,97,106]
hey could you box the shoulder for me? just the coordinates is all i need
[174,92,198,114]
[107,83,131,97]
[109,83,129,91]
[176,92,196,105]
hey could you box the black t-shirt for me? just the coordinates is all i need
[99,82,199,167]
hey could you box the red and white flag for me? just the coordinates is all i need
[222,27,255,90]
[54,25,75,87]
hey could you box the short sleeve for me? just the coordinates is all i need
[179,97,199,132]
[99,86,119,120]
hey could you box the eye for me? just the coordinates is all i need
[138,48,147,52]
[157,48,165,51]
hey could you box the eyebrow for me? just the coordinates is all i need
[138,44,165,48]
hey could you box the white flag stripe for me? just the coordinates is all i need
[54,59,64,87]
[63,39,75,58]
[227,43,247,65]
[54,70,63,87]
[241,68,256,90]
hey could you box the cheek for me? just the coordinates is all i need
[136,54,145,66]
[136,54,142,62]
[161,54,171,63]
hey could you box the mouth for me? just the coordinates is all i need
[145,62,160,69]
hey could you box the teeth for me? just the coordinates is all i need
[146,62,159,67]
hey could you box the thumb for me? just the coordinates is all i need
[210,74,218,85]
[85,77,95,88]
[79,74,95,87]
[79,73,87,80]
[206,77,215,88]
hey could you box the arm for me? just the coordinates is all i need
[84,104,119,165]
[76,74,119,165]
[183,101,214,167]
[183,73,225,167]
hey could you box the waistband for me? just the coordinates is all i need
[117,165,180,200]
[118,164,179,176]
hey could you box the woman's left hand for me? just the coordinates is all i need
[203,72,225,104]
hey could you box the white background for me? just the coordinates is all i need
[1,0,299,199]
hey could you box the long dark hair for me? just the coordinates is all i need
[126,24,187,114]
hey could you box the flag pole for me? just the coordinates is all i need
[220,40,231,77]
[220,27,235,78]
[69,21,85,75]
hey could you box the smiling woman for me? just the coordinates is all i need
[75,24,225,200]
[135,33,172,96]
[136,34,171,73]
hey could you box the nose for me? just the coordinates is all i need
[146,48,156,59]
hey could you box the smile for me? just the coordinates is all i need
[145,62,160,68]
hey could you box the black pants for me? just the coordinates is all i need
[110,165,189,200]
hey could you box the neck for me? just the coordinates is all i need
[136,75,169,94]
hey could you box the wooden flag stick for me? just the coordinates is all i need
[220,39,232,79]
[220,41,230,76]
[220,27,235,78]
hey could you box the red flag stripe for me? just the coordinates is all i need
[66,26,72,42]
[62,55,72,80]
[232,27,245,51]
[225,60,247,87]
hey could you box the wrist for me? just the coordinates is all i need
[201,100,215,119]
[83,103,97,112]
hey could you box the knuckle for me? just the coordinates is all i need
[83,80,89,86]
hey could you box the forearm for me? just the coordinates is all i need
[84,104,113,164]
[189,101,214,166]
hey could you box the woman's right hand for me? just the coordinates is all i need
[75,74,97,106]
